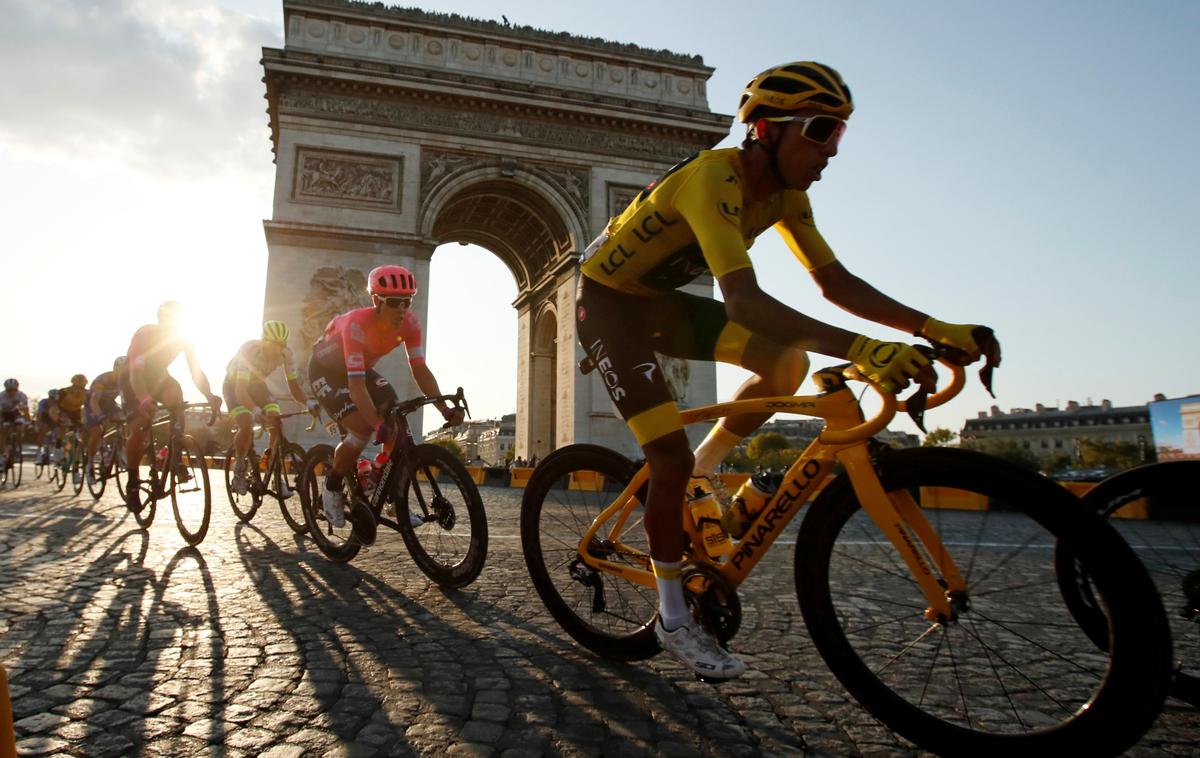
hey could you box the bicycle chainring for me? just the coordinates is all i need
[681,563,742,644]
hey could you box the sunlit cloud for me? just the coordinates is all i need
[0,0,280,178]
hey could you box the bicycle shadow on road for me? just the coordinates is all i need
[2,527,231,755]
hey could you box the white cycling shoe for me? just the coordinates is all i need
[655,618,746,681]
[321,486,347,528]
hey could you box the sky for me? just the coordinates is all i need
[2,0,1198,439]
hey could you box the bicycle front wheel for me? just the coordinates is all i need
[123,446,158,528]
[223,445,262,523]
[85,448,108,500]
[795,446,1171,757]
[275,442,309,535]
[394,444,488,589]
[69,444,85,496]
[1067,460,1200,706]
[299,444,360,563]
[520,444,659,661]
[170,435,212,546]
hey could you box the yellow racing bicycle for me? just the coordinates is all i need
[520,355,1172,756]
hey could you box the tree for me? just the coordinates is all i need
[1077,438,1146,472]
[922,428,958,447]
[428,437,466,462]
[746,432,789,458]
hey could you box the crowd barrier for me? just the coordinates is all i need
[156,456,1152,519]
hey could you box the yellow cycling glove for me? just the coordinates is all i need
[846,336,931,393]
[919,318,1001,365]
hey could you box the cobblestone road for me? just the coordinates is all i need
[1,479,1197,757]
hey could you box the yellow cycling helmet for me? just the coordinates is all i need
[737,62,854,123]
[262,320,291,345]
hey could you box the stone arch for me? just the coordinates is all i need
[260,0,728,453]
[418,167,586,292]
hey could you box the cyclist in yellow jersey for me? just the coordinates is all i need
[576,62,1001,680]
[223,321,318,496]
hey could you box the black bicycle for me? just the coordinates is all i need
[1059,460,1200,707]
[52,423,86,496]
[0,421,25,489]
[86,419,128,501]
[224,408,322,535]
[299,388,488,589]
[121,403,219,546]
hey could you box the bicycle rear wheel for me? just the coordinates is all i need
[1065,460,1200,706]
[223,445,263,523]
[394,444,488,589]
[299,444,360,563]
[275,442,309,535]
[795,446,1171,757]
[520,444,659,661]
[69,443,85,496]
[170,435,211,546]
[8,440,22,488]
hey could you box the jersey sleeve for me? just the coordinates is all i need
[343,314,369,377]
[670,159,754,280]
[774,191,837,272]
[401,311,426,366]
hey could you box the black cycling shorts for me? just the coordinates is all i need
[307,354,398,424]
[575,276,752,446]
[222,376,273,420]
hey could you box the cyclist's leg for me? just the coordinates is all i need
[308,359,366,528]
[577,280,744,679]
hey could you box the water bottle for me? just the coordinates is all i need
[356,458,376,499]
[721,474,775,540]
[259,449,271,472]
[155,446,168,471]
[688,486,733,559]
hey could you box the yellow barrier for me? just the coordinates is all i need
[921,486,989,510]
[464,466,486,485]
[1057,480,1147,519]
[718,473,750,490]
[509,467,534,488]
[569,470,604,491]
[1,664,15,758]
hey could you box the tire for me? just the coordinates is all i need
[170,435,211,546]
[794,447,1171,757]
[124,446,158,528]
[85,443,111,500]
[53,450,69,493]
[275,442,309,535]
[1067,461,1200,707]
[70,442,85,496]
[9,440,22,488]
[393,444,488,589]
[520,444,659,661]
[223,445,263,523]
[299,444,360,563]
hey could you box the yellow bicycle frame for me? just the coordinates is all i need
[576,363,969,624]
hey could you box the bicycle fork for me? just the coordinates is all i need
[839,445,967,624]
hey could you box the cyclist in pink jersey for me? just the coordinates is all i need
[121,301,222,510]
[308,265,465,534]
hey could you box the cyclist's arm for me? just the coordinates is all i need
[810,260,928,335]
[280,347,307,405]
[411,363,462,424]
[719,267,861,358]
[182,340,217,401]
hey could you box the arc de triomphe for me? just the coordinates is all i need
[261,0,730,458]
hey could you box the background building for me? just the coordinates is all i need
[961,398,1152,462]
